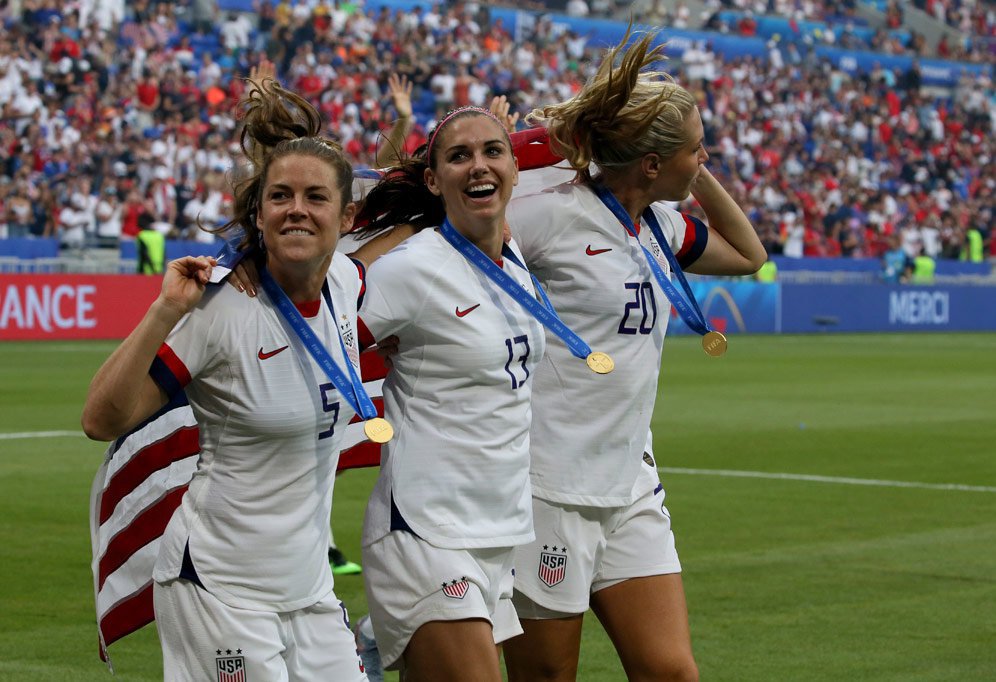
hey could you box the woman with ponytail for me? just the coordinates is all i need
[83,67,374,681]
[502,30,766,681]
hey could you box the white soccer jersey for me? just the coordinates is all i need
[507,182,708,506]
[149,252,364,612]
[359,228,546,549]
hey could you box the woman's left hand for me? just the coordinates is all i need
[228,259,260,297]
[375,335,400,370]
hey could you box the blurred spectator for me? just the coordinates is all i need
[57,192,90,251]
[566,0,590,18]
[220,12,253,53]
[910,246,937,283]
[4,179,34,238]
[135,213,165,274]
[881,234,911,283]
[95,186,123,247]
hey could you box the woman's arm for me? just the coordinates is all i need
[349,223,417,270]
[81,256,216,441]
[685,168,767,276]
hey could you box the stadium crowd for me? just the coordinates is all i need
[0,0,992,262]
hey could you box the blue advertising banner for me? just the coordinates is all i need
[666,280,996,335]
[0,238,60,259]
[120,239,219,262]
[780,283,996,332]
[667,280,779,336]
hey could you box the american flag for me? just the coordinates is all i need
[88,129,567,663]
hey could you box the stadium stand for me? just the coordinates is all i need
[0,0,991,277]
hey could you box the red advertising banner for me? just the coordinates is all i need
[0,275,163,340]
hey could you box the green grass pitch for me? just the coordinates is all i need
[1,334,994,680]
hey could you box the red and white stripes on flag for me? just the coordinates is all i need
[89,128,569,662]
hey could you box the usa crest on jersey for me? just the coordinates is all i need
[538,550,567,587]
[216,654,246,682]
[338,314,360,369]
[442,577,470,599]
[648,236,671,276]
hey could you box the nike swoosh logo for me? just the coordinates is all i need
[258,345,289,360]
[586,245,612,256]
[455,304,481,318]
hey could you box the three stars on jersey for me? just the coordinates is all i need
[539,544,569,588]
[442,577,471,599]
[215,648,246,682]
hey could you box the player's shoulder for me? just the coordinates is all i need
[509,182,589,240]
[648,201,688,233]
[174,280,257,341]
[328,249,359,280]
[649,200,684,221]
[200,279,255,315]
[369,229,450,275]
[510,180,585,214]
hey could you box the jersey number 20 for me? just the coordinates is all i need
[618,282,658,335]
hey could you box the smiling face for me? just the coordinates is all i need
[424,114,518,234]
[653,107,708,202]
[257,153,355,275]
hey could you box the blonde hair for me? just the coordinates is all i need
[528,29,697,182]
[220,78,353,251]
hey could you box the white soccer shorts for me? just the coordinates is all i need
[512,464,682,617]
[154,578,366,681]
[361,530,522,670]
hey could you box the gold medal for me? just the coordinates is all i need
[585,351,615,374]
[701,330,727,357]
[363,417,394,444]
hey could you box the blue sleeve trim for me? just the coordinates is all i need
[678,214,709,269]
[350,257,367,308]
[149,356,184,401]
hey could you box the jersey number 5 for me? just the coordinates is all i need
[618,282,658,335]
[318,383,340,440]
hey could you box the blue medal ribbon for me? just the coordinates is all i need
[438,219,595,361]
[259,266,378,421]
[591,184,713,338]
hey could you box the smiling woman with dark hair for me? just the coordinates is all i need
[81,68,375,682]
[349,106,547,681]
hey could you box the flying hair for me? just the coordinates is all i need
[527,27,697,183]
[217,77,353,251]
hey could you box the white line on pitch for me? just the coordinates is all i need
[660,467,996,493]
[0,430,84,440]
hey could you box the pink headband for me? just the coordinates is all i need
[425,106,506,161]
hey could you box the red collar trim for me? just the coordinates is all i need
[295,300,321,317]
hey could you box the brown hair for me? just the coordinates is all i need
[219,78,353,251]
[528,29,697,182]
